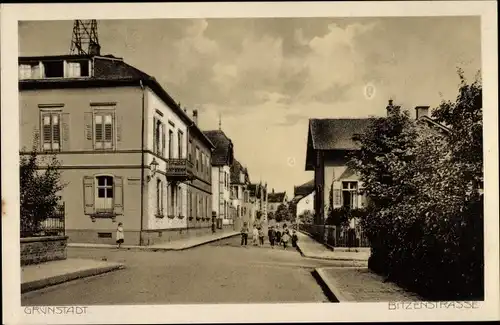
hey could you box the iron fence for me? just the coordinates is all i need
[299,223,370,248]
[20,203,65,237]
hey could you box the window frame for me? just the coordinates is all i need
[341,181,358,209]
[93,109,115,150]
[156,178,164,216]
[95,175,115,214]
[40,110,62,152]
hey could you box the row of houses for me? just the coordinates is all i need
[18,50,272,245]
[293,100,451,240]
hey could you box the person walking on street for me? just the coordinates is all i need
[240,222,249,246]
[291,230,298,248]
[282,229,290,250]
[258,227,265,246]
[252,225,259,246]
[116,222,124,249]
[268,226,276,248]
[275,226,282,245]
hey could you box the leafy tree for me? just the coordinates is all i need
[298,210,314,224]
[20,142,65,235]
[274,203,288,223]
[267,211,275,220]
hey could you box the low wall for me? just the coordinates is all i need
[21,236,68,266]
[299,224,370,248]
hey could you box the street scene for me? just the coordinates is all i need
[17,15,483,306]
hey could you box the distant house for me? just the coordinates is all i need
[267,189,287,215]
[292,179,315,221]
[230,159,252,228]
[248,182,268,226]
[203,129,234,228]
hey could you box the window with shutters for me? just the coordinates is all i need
[178,131,183,159]
[342,181,358,209]
[177,185,183,216]
[195,147,200,171]
[168,130,174,158]
[95,176,114,213]
[83,175,123,218]
[188,139,193,162]
[94,112,114,150]
[156,179,164,216]
[41,111,61,151]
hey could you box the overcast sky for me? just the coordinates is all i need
[19,17,481,197]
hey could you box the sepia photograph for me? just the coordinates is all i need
[2,1,499,324]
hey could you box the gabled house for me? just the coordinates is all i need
[230,159,252,227]
[19,52,214,245]
[203,129,234,228]
[267,189,288,215]
[292,179,315,221]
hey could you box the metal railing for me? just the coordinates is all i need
[21,203,65,237]
[299,223,370,248]
[166,159,195,178]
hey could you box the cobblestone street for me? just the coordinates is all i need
[22,236,359,305]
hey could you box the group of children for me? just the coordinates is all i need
[240,222,298,249]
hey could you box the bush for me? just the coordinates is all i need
[349,70,483,300]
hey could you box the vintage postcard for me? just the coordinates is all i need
[1,1,499,324]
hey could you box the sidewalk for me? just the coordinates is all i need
[21,258,124,293]
[68,230,239,251]
[313,267,422,302]
[296,231,370,262]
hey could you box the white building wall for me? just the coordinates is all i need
[296,191,315,218]
[145,88,189,230]
[211,167,220,216]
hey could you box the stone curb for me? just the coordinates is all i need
[21,263,125,293]
[68,232,239,251]
[296,241,368,263]
[312,267,354,302]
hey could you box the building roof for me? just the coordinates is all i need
[417,115,451,134]
[294,179,315,196]
[203,130,234,166]
[309,118,372,150]
[18,54,214,149]
[305,118,372,170]
[268,191,286,203]
[230,159,250,185]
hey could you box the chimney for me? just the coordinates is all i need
[415,106,430,119]
[88,42,101,56]
[272,188,275,194]
[386,99,401,116]
[192,109,198,125]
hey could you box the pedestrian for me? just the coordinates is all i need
[291,230,298,248]
[282,230,290,250]
[268,226,276,248]
[258,227,265,246]
[252,225,259,246]
[240,222,249,246]
[275,226,282,245]
[116,222,124,249]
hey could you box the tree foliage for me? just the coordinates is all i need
[298,210,314,224]
[20,143,65,234]
[348,69,483,300]
[274,203,288,223]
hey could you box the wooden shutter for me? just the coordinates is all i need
[116,113,123,146]
[153,117,157,154]
[114,176,124,215]
[61,113,70,151]
[83,112,93,150]
[83,176,95,215]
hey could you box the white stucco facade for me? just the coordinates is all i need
[211,165,232,224]
[296,191,315,218]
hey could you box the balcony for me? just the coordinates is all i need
[166,159,195,182]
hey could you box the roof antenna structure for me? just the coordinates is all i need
[218,113,222,130]
[70,20,101,56]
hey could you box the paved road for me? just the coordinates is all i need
[22,236,355,305]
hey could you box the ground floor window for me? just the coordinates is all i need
[83,175,123,216]
[342,181,358,209]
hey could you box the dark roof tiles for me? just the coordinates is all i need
[203,130,234,166]
[309,118,372,150]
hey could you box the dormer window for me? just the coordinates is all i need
[66,60,90,78]
[19,62,41,79]
[43,61,64,78]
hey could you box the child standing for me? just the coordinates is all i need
[258,227,265,246]
[291,230,298,248]
[275,226,282,245]
[282,229,290,250]
[240,222,249,246]
[268,226,276,248]
[252,225,259,246]
[116,222,124,248]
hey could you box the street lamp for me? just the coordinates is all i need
[147,158,159,182]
